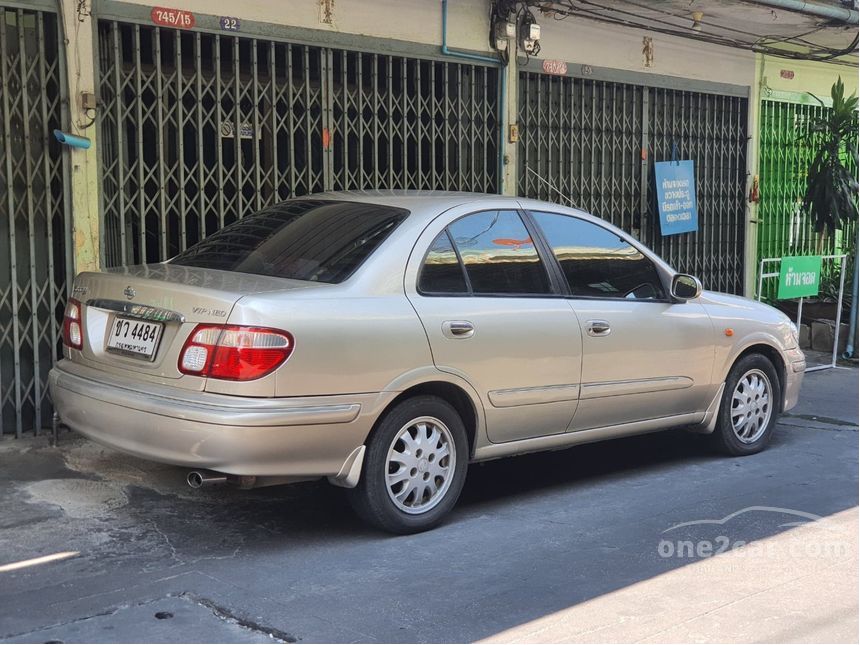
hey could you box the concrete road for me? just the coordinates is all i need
[0,367,857,643]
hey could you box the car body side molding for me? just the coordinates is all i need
[488,383,581,407]
[580,376,694,399]
[474,411,703,461]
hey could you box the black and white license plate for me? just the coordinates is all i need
[107,317,163,359]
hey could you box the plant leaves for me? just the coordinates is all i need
[799,77,859,237]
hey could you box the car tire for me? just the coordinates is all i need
[711,353,781,456]
[347,395,469,534]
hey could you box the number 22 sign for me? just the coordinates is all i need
[220,16,241,31]
[150,6,195,29]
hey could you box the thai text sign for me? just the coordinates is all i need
[654,160,698,235]
[542,59,568,76]
[778,255,821,299]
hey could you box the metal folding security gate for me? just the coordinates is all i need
[757,99,857,301]
[518,71,748,294]
[97,20,499,267]
[0,5,70,437]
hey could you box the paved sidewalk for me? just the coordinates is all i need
[482,507,857,643]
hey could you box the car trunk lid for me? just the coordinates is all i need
[70,264,317,385]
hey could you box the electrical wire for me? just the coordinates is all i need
[553,3,768,48]
[754,25,828,48]
[590,0,835,47]
[565,0,857,61]
[576,0,775,41]
[535,0,858,63]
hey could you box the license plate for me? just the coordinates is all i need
[107,317,163,359]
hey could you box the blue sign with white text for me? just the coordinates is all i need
[654,160,698,236]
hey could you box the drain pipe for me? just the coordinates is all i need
[440,0,506,194]
[843,256,858,359]
[745,0,858,23]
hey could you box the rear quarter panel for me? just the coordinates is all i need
[219,292,433,397]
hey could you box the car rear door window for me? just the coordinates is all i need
[447,210,551,295]
[531,211,666,300]
[169,200,407,284]
[418,231,469,294]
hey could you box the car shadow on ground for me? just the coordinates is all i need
[128,421,797,542]
[157,428,715,534]
[458,427,712,507]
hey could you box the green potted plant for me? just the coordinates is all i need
[801,76,858,254]
[798,77,858,353]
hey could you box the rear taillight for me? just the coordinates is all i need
[63,298,83,350]
[178,324,294,381]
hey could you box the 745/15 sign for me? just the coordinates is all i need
[151,6,195,29]
[777,255,821,300]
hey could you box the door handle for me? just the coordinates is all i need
[586,319,611,337]
[442,320,475,339]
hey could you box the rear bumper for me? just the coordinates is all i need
[783,347,805,412]
[49,359,387,477]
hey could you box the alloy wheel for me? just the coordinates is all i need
[385,416,456,514]
[730,368,773,444]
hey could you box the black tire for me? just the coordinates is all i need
[347,395,469,534]
[711,353,782,456]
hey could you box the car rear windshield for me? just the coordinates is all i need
[169,200,408,283]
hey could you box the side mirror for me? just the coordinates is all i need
[671,274,702,301]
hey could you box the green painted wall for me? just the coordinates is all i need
[755,58,858,302]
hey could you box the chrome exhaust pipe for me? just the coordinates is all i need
[186,470,227,488]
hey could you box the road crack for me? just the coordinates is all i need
[178,592,298,643]
[782,413,858,429]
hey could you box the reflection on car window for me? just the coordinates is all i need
[169,200,407,284]
[531,211,665,300]
[418,231,468,294]
[448,211,550,295]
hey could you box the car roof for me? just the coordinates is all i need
[304,189,501,204]
[297,189,519,222]
[301,189,617,231]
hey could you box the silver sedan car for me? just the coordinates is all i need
[50,191,805,533]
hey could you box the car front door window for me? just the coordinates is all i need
[530,211,665,300]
